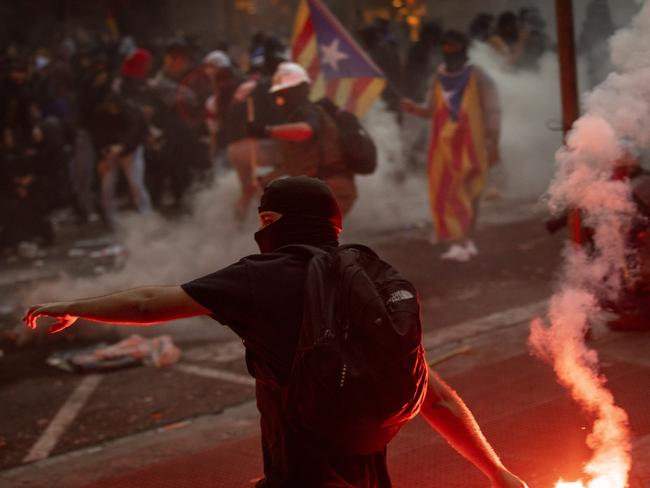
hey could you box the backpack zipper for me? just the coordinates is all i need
[339,363,348,388]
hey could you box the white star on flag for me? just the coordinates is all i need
[319,38,348,72]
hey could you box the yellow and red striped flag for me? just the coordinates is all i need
[427,66,489,241]
[291,0,386,118]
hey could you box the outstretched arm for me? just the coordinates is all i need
[421,368,528,488]
[267,122,314,141]
[400,98,433,119]
[23,286,211,333]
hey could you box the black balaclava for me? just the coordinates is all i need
[254,176,342,253]
[441,30,469,72]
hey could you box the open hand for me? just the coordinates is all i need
[23,303,79,334]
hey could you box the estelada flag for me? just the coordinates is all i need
[291,0,386,118]
[427,65,489,241]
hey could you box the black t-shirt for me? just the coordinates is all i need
[287,101,322,134]
[181,251,308,385]
[181,250,391,488]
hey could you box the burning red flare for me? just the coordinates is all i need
[530,290,631,488]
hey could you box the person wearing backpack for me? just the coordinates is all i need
[233,61,376,220]
[24,176,527,488]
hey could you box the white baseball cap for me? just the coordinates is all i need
[269,62,311,93]
[203,50,231,68]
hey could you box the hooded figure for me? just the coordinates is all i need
[229,62,357,222]
[24,177,529,488]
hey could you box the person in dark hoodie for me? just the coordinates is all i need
[90,91,151,229]
[24,176,527,488]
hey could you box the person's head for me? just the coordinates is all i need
[261,36,287,77]
[204,50,231,72]
[121,48,153,80]
[469,13,494,41]
[497,11,520,44]
[255,176,342,253]
[269,62,311,112]
[203,50,234,88]
[441,30,469,72]
[163,39,191,78]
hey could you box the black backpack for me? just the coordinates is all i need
[282,244,428,455]
[316,98,378,175]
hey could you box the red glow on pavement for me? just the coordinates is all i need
[530,292,631,488]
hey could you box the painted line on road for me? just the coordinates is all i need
[174,363,255,386]
[23,374,103,463]
[422,299,548,351]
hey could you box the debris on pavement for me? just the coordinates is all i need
[68,239,128,269]
[46,335,181,373]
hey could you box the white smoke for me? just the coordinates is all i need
[24,173,256,302]
[348,43,566,236]
[21,36,579,336]
[346,101,430,236]
[529,2,650,486]
[470,43,563,199]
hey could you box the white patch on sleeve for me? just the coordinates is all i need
[387,289,415,304]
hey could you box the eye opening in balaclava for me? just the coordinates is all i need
[255,176,342,253]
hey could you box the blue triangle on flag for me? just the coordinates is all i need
[307,0,384,80]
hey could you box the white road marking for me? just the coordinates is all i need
[422,299,547,351]
[23,374,103,463]
[174,363,255,386]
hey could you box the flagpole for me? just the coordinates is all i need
[555,0,582,245]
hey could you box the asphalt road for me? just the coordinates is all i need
[0,199,565,472]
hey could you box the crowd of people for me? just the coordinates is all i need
[0,6,555,259]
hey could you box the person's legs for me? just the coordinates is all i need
[70,128,96,221]
[228,138,280,220]
[99,153,119,228]
[119,145,152,214]
[255,381,289,487]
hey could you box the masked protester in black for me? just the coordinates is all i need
[24,177,529,488]
[254,176,341,253]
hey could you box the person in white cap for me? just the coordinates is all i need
[230,61,357,221]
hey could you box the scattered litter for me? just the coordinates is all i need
[88,244,125,259]
[93,265,107,274]
[72,237,115,249]
[17,242,45,259]
[67,248,87,258]
[46,335,181,373]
